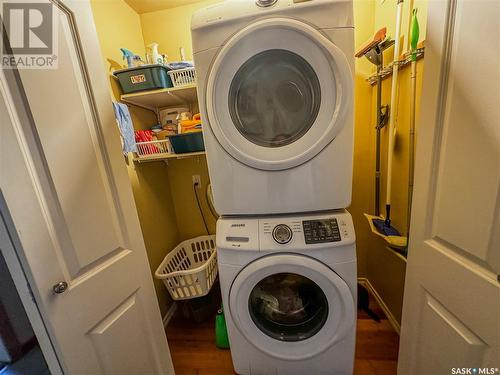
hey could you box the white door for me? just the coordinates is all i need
[229,254,355,360]
[398,1,500,374]
[206,18,353,170]
[0,0,174,373]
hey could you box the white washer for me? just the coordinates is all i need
[192,0,355,215]
[217,210,357,375]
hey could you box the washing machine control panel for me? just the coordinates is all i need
[217,212,354,252]
[272,224,293,244]
[302,219,341,244]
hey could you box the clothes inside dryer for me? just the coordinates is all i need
[248,273,328,342]
[229,49,321,148]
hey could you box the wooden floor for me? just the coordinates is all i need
[166,292,399,375]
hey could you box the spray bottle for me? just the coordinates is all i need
[120,48,136,68]
[147,43,162,65]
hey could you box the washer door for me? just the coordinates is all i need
[206,18,353,170]
[229,254,355,360]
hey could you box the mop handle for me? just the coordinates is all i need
[385,0,404,208]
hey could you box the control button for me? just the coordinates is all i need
[303,218,341,244]
[272,224,292,244]
[256,0,277,7]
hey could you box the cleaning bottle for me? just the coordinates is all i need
[215,307,230,349]
[410,9,420,61]
[147,43,162,65]
[120,48,136,68]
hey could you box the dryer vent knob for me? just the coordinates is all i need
[256,0,278,7]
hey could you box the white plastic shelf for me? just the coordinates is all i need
[133,150,205,163]
[120,84,197,111]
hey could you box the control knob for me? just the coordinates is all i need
[272,224,292,244]
[256,0,278,7]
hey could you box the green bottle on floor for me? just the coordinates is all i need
[215,306,230,349]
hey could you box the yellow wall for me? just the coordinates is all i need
[373,0,427,51]
[167,157,217,240]
[90,0,427,325]
[140,1,220,242]
[354,0,426,324]
[351,0,375,279]
[90,0,180,316]
[140,0,220,62]
[363,58,425,324]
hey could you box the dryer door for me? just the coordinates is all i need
[228,254,355,360]
[206,18,353,170]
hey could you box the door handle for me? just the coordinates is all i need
[53,281,68,294]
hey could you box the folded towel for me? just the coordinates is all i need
[168,61,194,70]
[112,102,137,154]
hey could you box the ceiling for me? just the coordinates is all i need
[124,0,204,14]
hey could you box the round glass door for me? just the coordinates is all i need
[206,18,353,170]
[229,49,321,148]
[249,273,328,342]
[229,254,356,360]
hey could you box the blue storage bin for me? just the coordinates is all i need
[113,64,172,94]
[169,132,205,154]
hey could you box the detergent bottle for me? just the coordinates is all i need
[215,307,230,349]
[147,43,162,64]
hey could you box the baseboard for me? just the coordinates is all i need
[162,302,177,328]
[357,277,401,334]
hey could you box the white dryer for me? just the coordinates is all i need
[217,210,357,375]
[192,0,354,215]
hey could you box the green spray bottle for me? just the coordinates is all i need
[410,8,420,61]
[215,306,230,349]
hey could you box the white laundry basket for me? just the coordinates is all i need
[168,67,196,88]
[155,235,217,300]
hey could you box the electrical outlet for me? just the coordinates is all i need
[192,174,201,187]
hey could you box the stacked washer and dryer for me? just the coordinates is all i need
[192,1,356,374]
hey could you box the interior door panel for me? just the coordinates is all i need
[0,0,174,373]
[398,1,500,372]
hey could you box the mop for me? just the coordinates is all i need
[377,7,420,254]
[365,0,407,248]
[372,5,420,252]
[356,27,403,248]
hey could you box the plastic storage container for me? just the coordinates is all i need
[168,67,197,88]
[135,139,172,159]
[113,64,172,94]
[155,235,217,300]
[169,132,205,154]
[215,307,230,348]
